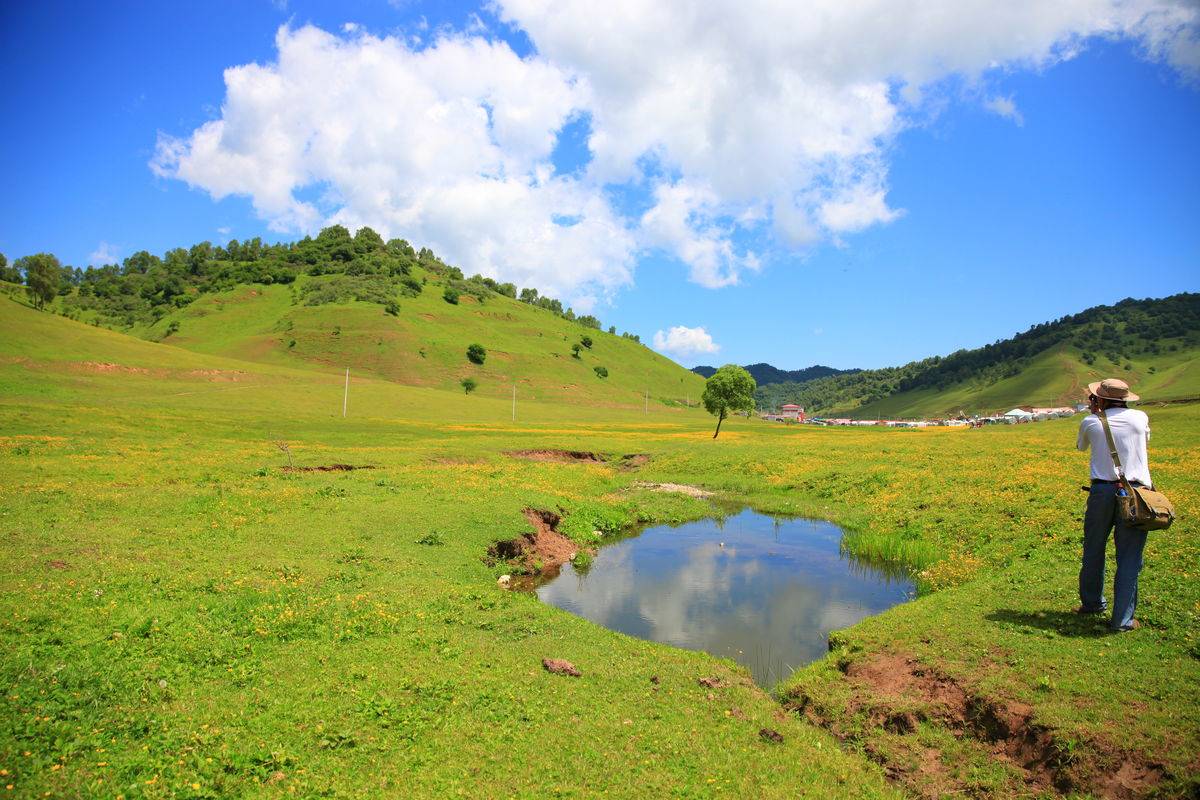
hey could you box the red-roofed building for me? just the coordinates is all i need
[780,404,805,421]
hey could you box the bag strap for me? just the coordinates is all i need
[1097,408,1131,487]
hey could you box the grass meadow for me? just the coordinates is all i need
[1,299,1197,798]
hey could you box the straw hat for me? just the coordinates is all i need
[1087,377,1140,402]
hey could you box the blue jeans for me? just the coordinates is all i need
[1080,482,1148,630]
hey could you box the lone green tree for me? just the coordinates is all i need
[16,253,62,309]
[0,253,16,283]
[466,343,486,365]
[701,365,756,439]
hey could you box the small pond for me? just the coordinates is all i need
[536,508,912,688]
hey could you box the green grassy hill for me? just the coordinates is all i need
[6,226,704,410]
[126,278,705,408]
[757,293,1200,418]
[852,342,1200,418]
[0,291,705,429]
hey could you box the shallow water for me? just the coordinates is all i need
[536,508,912,688]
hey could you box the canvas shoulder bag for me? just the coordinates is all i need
[1097,409,1175,531]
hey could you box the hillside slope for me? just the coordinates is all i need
[757,293,1200,418]
[7,222,706,410]
[0,291,714,430]
[4,271,705,413]
[133,278,704,407]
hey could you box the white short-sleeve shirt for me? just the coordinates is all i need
[1077,407,1152,485]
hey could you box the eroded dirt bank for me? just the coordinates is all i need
[487,509,588,578]
[785,651,1167,799]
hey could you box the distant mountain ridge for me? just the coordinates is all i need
[751,293,1200,418]
[691,362,855,385]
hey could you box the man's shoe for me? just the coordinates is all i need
[1075,605,1105,615]
[1110,619,1140,632]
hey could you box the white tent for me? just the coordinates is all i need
[1003,408,1033,418]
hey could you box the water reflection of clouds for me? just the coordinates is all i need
[537,509,912,687]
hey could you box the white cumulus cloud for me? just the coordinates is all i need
[153,2,1200,299]
[499,0,1199,279]
[89,241,121,266]
[152,24,634,303]
[984,94,1025,126]
[653,325,721,359]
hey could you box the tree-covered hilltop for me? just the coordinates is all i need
[692,363,853,385]
[757,293,1200,415]
[0,226,637,340]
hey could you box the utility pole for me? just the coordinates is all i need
[512,384,516,422]
[343,367,349,418]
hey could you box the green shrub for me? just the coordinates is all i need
[580,335,593,349]
[571,343,582,359]
[466,344,486,365]
[461,377,477,394]
[301,274,396,307]
[384,301,399,316]
[443,287,459,304]
[593,366,608,378]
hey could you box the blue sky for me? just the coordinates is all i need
[1,1,1197,370]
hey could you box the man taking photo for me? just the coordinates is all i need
[1075,378,1152,632]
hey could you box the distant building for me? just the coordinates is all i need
[780,404,805,421]
[761,403,806,423]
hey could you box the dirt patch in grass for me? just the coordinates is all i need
[634,482,712,498]
[487,509,588,579]
[73,361,151,375]
[427,456,483,466]
[619,453,651,469]
[281,464,377,472]
[505,449,606,464]
[542,658,581,677]
[185,369,247,381]
[786,651,1166,799]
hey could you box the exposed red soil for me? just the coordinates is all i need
[788,651,1167,799]
[542,658,581,677]
[619,453,651,468]
[46,560,69,570]
[281,464,376,472]
[487,509,588,578]
[759,728,784,743]
[505,449,606,463]
[184,369,247,381]
[74,361,150,375]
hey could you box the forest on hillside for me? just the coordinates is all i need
[0,227,641,341]
[757,293,1200,414]
[692,363,852,385]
